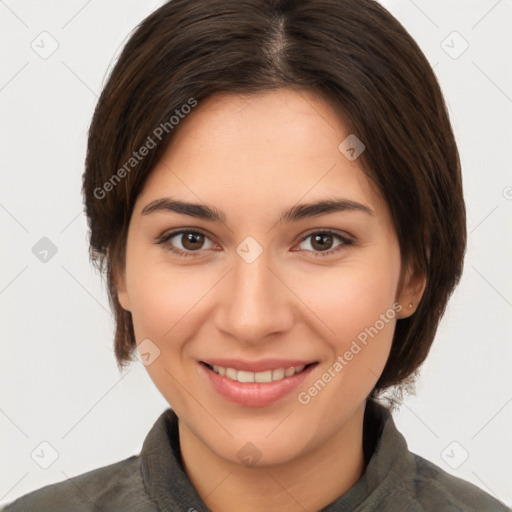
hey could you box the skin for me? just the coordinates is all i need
[116,88,426,511]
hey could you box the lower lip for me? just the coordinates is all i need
[200,363,316,407]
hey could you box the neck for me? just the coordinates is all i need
[178,402,367,512]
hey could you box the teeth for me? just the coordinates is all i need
[284,367,295,377]
[213,365,227,376]
[225,367,237,380]
[255,370,272,383]
[209,364,308,383]
[237,370,255,383]
[272,368,284,380]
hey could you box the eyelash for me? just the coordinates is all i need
[154,228,354,258]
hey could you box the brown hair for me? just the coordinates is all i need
[82,0,466,395]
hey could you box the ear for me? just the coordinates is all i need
[113,263,131,312]
[396,259,427,319]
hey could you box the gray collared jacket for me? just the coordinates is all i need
[2,400,509,511]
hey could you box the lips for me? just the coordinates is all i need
[198,358,318,407]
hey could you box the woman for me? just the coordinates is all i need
[3,0,509,510]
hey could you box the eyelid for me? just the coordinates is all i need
[297,228,354,244]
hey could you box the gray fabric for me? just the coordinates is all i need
[2,401,509,511]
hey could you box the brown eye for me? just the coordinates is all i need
[157,229,216,256]
[181,232,205,251]
[296,231,352,257]
[310,233,335,251]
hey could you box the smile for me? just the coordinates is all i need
[205,363,312,383]
[199,359,318,407]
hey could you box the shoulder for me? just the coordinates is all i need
[1,455,158,512]
[362,401,510,512]
[394,451,511,512]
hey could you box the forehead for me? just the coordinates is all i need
[160,89,349,166]
[134,89,389,225]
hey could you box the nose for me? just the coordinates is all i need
[213,249,295,345]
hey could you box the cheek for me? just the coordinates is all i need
[290,256,400,338]
[285,247,402,390]
[125,244,202,340]
[125,253,222,376]
[290,258,401,423]
[124,255,213,409]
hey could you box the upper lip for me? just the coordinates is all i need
[200,358,317,372]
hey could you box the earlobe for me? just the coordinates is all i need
[114,266,131,312]
[396,264,427,319]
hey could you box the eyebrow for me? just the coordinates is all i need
[141,197,374,223]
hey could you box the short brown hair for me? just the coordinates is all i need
[82,0,466,395]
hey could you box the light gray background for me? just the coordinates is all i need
[1,0,511,507]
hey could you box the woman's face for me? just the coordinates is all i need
[117,89,413,466]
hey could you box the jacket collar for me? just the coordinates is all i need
[140,399,408,511]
